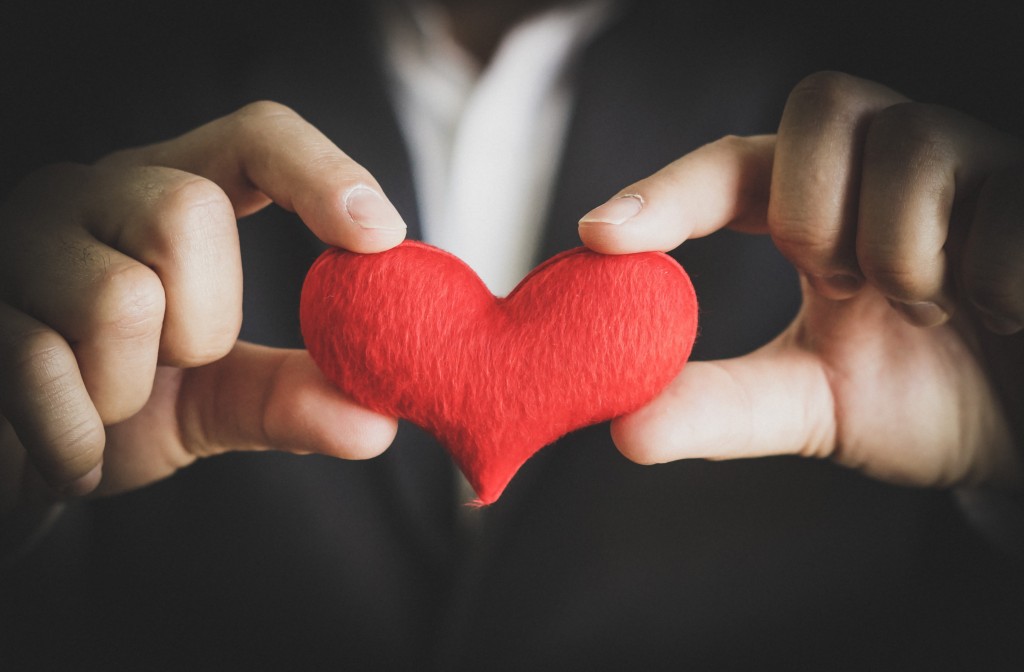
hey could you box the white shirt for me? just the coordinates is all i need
[380,0,615,510]
[380,0,614,296]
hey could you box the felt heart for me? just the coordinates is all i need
[300,241,698,504]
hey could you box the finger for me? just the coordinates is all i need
[769,71,906,299]
[99,101,406,253]
[611,344,835,464]
[175,342,398,460]
[962,166,1024,334]
[3,203,165,425]
[578,135,775,254]
[85,165,242,366]
[0,301,104,495]
[858,103,1022,327]
[8,256,162,426]
[2,164,167,423]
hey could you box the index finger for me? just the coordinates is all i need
[578,135,775,254]
[98,101,407,253]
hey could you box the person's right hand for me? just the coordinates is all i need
[0,101,405,515]
[578,73,1024,493]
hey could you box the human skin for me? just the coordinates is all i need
[0,102,404,510]
[1,28,1022,508]
[580,72,1024,490]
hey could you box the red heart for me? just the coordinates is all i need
[300,241,697,504]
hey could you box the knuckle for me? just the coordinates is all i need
[230,100,301,136]
[867,103,957,165]
[786,71,867,120]
[92,262,166,342]
[230,101,351,181]
[155,175,232,221]
[149,176,235,244]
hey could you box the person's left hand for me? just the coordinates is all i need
[578,71,1024,491]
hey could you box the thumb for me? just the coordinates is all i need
[611,341,836,464]
[96,342,396,496]
[178,341,398,460]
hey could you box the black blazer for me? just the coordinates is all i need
[2,2,1022,670]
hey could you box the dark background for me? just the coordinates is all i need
[3,0,1024,192]
[1,1,1023,670]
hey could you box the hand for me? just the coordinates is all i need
[578,72,1024,490]
[0,101,404,514]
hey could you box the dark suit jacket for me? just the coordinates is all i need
[2,2,1023,670]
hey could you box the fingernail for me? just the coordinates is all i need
[344,187,406,231]
[889,300,949,327]
[807,273,863,297]
[579,193,644,226]
[60,463,103,497]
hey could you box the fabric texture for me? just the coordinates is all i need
[301,241,698,504]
